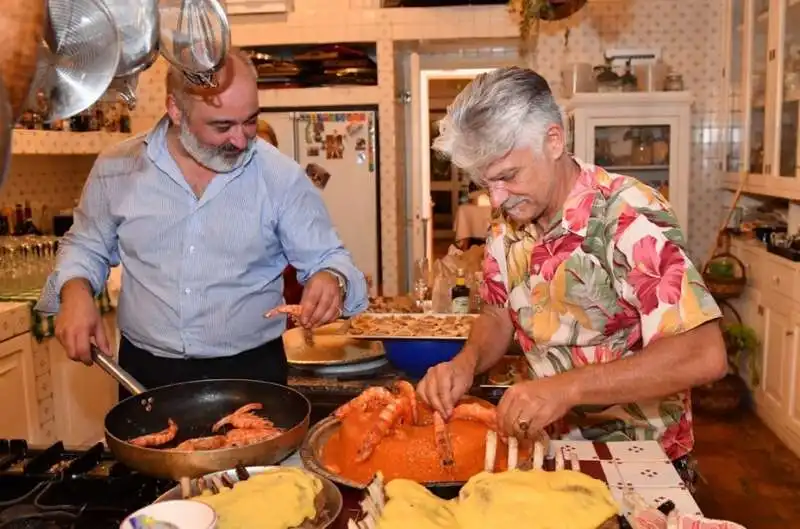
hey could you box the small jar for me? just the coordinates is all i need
[664,73,684,91]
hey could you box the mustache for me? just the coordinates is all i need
[502,196,527,211]
[217,143,245,155]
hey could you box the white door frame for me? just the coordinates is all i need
[410,66,498,274]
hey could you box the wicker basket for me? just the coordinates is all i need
[702,252,746,300]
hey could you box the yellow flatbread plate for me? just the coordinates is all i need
[283,321,385,366]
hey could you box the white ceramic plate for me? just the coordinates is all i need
[120,499,217,529]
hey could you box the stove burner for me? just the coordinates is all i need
[0,482,81,529]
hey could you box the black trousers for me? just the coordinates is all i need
[117,335,289,401]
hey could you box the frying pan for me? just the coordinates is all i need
[90,346,311,480]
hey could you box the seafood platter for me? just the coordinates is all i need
[343,313,478,340]
[300,381,549,496]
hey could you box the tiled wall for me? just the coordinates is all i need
[0,0,728,295]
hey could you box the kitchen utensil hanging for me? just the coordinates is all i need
[100,0,159,109]
[106,0,160,78]
[28,0,122,122]
[158,0,230,88]
[101,74,141,110]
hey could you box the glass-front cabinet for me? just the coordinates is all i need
[566,92,692,233]
[724,0,800,199]
[724,0,745,175]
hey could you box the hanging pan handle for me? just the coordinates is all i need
[91,344,147,396]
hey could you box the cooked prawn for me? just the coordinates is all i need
[393,380,417,425]
[213,412,274,433]
[356,397,409,462]
[265,304,314,344]
[225,427,283,447]
[211,403,273,432]
[451,403,498,430]
[264,304,303,319]
[333,386,394,419]
[129,419,178,447]
[433,411,454,466]
[173,435,227,452]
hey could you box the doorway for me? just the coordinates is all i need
[409,66,497,273]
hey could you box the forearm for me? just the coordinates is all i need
[60,278,95,303]
[455,305,514,375]
[564,321,726,406]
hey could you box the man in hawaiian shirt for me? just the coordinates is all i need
[417,67,726,489]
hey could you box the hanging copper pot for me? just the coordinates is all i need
[0,0,46,121]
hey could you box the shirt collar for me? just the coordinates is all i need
[143,113,257,177]
[554,156,605,238]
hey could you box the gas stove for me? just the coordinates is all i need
[0,439,174,529]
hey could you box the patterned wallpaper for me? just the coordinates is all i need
[0,0,728,295]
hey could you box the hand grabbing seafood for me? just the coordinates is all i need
[320,383,544,484]
[266,304,314,345]
[127,403,284,452]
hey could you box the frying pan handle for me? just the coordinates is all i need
[90,345,147,396]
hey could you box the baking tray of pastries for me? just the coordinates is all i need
[344,313,478,340]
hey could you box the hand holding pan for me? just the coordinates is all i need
[89,345,311,480]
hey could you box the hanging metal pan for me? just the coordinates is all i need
[104,0,160,78]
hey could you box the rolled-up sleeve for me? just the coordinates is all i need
[35,163,118,315]
[276,168,368,316]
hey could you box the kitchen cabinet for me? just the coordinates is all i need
[0,333,39,442]
[565,91,693,233]
[722,0,800,200]
[729,239,800,457]
[47,312,119,446]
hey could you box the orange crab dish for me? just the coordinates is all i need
[319,383,533,485]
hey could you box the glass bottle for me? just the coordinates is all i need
[450,268,470,314]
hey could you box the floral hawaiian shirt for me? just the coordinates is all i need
[480,158,722,460]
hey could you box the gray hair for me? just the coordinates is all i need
[433,67,563,180]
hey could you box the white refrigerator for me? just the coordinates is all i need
[259,107,380,295]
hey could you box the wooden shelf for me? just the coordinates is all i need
[605,164,669,172]
[12,131,133,156]
[721,175,800,201]
[258,86,380,109]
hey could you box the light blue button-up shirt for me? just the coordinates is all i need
[36,117,368,359]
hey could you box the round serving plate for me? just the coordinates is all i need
[283,321,385,367]
[154,465,343,529]
[297,357,389,377]
[299,397,550,491]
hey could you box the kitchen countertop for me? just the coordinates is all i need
[0,301,32,342]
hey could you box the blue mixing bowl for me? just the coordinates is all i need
[381,338,464,378]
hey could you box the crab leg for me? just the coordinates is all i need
[532,441,544,470]
[555,447,565,471]
[484,430,498,472]
[507,436,518,470]
[433,412,454,466]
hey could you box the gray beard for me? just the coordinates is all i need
[178,120,253,173]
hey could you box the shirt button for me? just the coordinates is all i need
[184,288,191,294]
[189,245,195,254]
